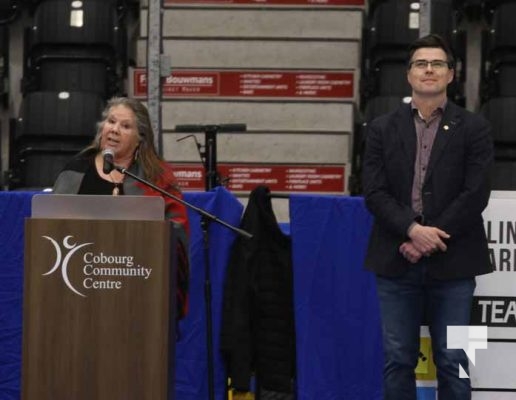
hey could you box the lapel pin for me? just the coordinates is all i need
[443,125,449,131]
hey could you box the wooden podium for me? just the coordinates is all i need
[21,195,177,400]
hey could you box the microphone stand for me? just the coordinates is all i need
[175,123,247,399]
[204,125,219,190]
[111,163,251,241]
[176,123,247,190]
[111,163,252,400]
[174,123,247,400]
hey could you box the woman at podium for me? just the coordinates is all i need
[52,96,190,318]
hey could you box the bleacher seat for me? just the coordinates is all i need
[481,96,516,190]
[366,0,462,65]
[491,159,516,190]
[0,0,21,24]
[482,1,516,65]
[13,0,129,188]
[17,91,104,140]
[482,0,516,22]
[8,91,104,189]
[24,59,118,97]
[10,146,82,189]
[366,0,420,65]
[0,26,8,104]
[362,0,465,106]
[481,62,516,101]
[361,61,412,101]
[481,97,516,144]
[23,0,125,98]
[28,0,121,52]
[480,1,516,104]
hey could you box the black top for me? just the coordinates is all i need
[78,157,124,195]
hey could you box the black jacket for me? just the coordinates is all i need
[220,186,296,392]
[362,101,494,279]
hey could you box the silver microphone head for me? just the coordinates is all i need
[102,148,115,174]
[102,148,115,158]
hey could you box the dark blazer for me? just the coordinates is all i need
[362,101,494,280]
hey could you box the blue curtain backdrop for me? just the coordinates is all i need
[290,194,383,400]
[176,189,243,400]
[0,192,33,400]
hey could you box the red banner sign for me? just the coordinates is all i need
[165,0,363,5]
[132,69,354,99]
[170,163,345,193]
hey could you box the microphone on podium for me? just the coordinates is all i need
[102,149,115,174]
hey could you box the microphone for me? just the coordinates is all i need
[102,149,115,174]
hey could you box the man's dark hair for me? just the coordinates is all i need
[407,34,455,69]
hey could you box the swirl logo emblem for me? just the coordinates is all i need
[42,235,93,297]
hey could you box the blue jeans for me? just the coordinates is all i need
[375,264,476,400]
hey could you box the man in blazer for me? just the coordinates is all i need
[362,34,493,400]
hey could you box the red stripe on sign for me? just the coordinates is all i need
[132,69,354,99]
[170,163,345,193]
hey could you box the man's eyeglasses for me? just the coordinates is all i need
[409,59,451,70]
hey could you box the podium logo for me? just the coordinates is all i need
[42,235,92,297]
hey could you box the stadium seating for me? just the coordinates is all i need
[0,26,8,105]
[0,0,21,24]
[481,96,516,190]
[362,0,465,107]
[9,91,104,189]
[480,1,516,102]
[22,0,125,97]
[7,0,130,189]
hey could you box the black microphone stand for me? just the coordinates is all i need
[174,123,246,400]
[111,163,251,241]
[204,125,219,190]
[110,160,251,400]
[176,123,247,190]
[202,125,217,400]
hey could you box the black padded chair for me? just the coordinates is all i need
[9,146,81,189]
[361,60,412,103]
[481,62,516,101]
[482,0,516,23]
[0,26,8,101]
[482,2,516,65]
[366,0,419,65]
[0,0,22,24]
[362,0,465,105]
[491,159,516,190]
[23,0,125,97]
[481,97,516,144]
[481,96,516,190]
[28,0,122,54]
[23,59,119,97]
[16,91,104,140]
[9,91,104,189]
[366,0,462,65]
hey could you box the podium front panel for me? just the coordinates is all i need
[22,218,175,400]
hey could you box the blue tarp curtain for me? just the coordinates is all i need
[290,194,382,400]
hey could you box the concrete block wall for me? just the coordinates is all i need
[131,1,365,221]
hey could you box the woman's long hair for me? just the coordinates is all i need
[88,97,164,182]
